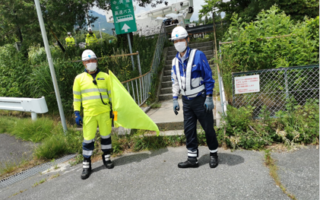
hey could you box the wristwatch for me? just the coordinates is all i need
[207,94,213,97]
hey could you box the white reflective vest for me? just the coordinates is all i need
[173,49,205,96]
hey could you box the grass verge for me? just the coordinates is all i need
[264,150,296,200]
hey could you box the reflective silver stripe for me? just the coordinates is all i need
[185,49,205,96]
[104,155,110,161]
[188,150,197,157]
[109,98,112,102]
[73,91,81,95]
[210,149,218,153]
[174,58,184,95]
[186,84,205,95]
[83,139,94,144]
[82,95,109,101]
[81,88,108,94]
[101,135,111,139]
[101,144,112,149]
[83,165,90,168]
[73,98,82,102]
[83,150,93,156]
[83,162,90,166]
[108,90,111,94]
[175,49,205,96]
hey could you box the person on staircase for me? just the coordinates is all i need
[170,26,219,169]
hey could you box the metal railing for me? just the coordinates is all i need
[217,67,227,116]
[232,65,319,118]
[120,23,167,106]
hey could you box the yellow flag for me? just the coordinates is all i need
[109,70,160,135]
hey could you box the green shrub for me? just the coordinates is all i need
[0,45,32,98]
[34,127,82,160]
[0,117,15,134]
[10,118,55,142]
[218,6,319,103]
[34,134,67,160]
[219,99,319,149]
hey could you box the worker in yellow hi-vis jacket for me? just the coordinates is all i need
[73,49,113,180]
[65,32,75,47]
[85,28,98,47]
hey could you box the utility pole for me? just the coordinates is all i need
[34,0,67,132]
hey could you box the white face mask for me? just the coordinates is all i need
[86,63,97,72]
[174,41,187,53]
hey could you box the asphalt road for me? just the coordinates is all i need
[0,134,35,169]
[0,145,318,200]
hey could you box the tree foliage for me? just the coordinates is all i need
[0,0,153,48]
[0,1,92,47]
[217,6,319,103]
[216,0,319,23]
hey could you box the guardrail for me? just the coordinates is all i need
[0,96,48,120]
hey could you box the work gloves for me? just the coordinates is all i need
[204,96,214,112]
[75,111,83,126]
[173,99,180,115]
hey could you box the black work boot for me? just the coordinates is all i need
[209,153,219,168]
[81,157,92,180]
[178,157,199,168]
[102,153,114,169]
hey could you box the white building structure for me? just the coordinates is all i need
[105,0,194,36]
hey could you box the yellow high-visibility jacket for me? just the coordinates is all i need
[73,71,112,116]
[65,36,75,47]
[85,33,98,47]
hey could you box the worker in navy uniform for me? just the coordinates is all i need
[170,26,219,168]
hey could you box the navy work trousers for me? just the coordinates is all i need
[182,95,219,152]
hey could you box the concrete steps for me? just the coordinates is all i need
[159,93,174,101]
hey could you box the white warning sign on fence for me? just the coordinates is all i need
[235,75,260,94]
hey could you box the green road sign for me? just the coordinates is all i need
[111,0,137,35]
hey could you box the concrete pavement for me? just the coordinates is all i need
[147,97,223,131]
[0,134,36,169]
[1,146,318,200]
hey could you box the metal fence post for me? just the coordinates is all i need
[31,112,37,121]
[127,33,135,70]
[232,72,235,106]
[284,69,289,100]
[136,51,142,76]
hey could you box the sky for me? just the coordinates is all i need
[91,0,225,22]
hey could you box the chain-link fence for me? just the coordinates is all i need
[232,65,319,118]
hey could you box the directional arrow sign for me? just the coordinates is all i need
[111,0,137,35]
[122,24,130,32]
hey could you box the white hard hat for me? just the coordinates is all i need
[170,26,188,41]
[88,27,92,31]
[67,32,71,35]
[82,49,97,61]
